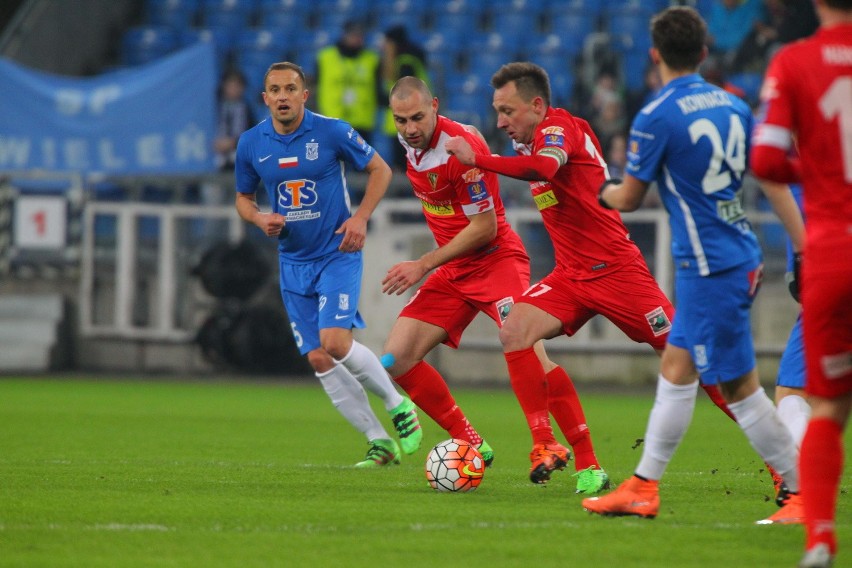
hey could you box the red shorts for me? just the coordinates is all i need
[802,240,852,398]
[518,256,674,350]
[398,250,530,349]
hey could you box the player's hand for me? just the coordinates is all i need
[785,252,802,303]
[444,136,475,165]
[335,216,367,253]
[382,260,427,295]
[258,212,286,237]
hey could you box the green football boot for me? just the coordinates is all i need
[477,439,494,467]
[573,465,611,494]
[354,438,401,468]
[390,397,422,455]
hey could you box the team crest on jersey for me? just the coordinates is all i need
[427,172,439,189]
[645,306,672,337]
[496,297,514,324]
[461,168,484,183]
[467,181,488,202]
[306,142,319,161]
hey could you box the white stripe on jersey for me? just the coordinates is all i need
[753,123,793,151]
[665,165,710,276]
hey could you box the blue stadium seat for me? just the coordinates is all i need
[200,0,258,32]
[607,11,653,40]
[257,0,313,32]
[146,0,200,28]
[443,85,493,132]
[548,11,599,53]
[180,26,236,74]
[620,49,652,92]
[122,26,180,66]
[489,10,540,39]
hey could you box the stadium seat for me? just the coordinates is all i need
[727,72,763,106]
[146,0,200,28]
[548,11,599,53]
[200,0,258,32]
[122,26,180,66]
[620,48,652,93]
[257,0,313,31]
[607,11,653,40]
[180,26,236,74]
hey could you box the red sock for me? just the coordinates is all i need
[546,366,598,470]
[701,383,738,422]
[800,417,843,554]
[505,347,554,445]
[394,361,481,446]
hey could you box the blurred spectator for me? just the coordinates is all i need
[315,19,382,146]
[729,0,819,73]
[707,0,768,69]
[213,69,256,171]
[626,65,663,119]
[380,25,429,171]
[589,72,627,147]
[700,55,748,100]
[605,133,627,180]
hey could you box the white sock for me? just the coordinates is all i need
[317,365,388,442]
[728,387,799,493]
[776,395,811,448]
[635,376,698,481]
[335,341,404,411]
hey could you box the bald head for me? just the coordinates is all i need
[389,76,438,150]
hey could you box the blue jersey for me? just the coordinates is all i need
[627,74,761,276]
[234,109,375,263]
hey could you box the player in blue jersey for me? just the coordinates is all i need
[582,6,800,523]
[759,180,810,506]
[234,61,422,467]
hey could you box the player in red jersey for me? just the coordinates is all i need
[445,62,676,483]
[751,1,852,565]
[380,76,610,492]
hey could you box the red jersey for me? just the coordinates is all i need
[752,23,852,249]
[403,115,527,276]
[515,108,642,280]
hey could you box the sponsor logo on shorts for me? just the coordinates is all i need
[694,344,708,369]
[645,306,672,337]
[496,297,514,324]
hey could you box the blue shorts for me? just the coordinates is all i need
[668,262,762,385]
[278,251,366,355]
[777,315,805,389]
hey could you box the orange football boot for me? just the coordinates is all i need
[529,442,571,484]
[582,476,660,519]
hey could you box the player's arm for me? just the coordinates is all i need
[235,192,285,237]
[336,152,393,252]
[757,180,804,253]
[597,174,650,212]
[445,136,560,181]
[751,126,802,183]
[382,208,497,295]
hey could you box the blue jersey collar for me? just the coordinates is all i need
[666,73,706,90]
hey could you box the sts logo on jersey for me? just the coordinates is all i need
[278,179,320,221]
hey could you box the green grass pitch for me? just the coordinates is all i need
[1,377,849,567]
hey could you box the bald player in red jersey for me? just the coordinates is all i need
[380,76,610,492]
[446,62,676,486]
[751,1,852,565]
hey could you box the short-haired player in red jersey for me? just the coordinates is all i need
[751,1,852,565]
[380,76,610,492]
[445,62,676,485]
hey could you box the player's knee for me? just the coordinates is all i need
[306,348,335,373]
[499,323,526,352]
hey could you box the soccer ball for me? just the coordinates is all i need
[424,438,485,492]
